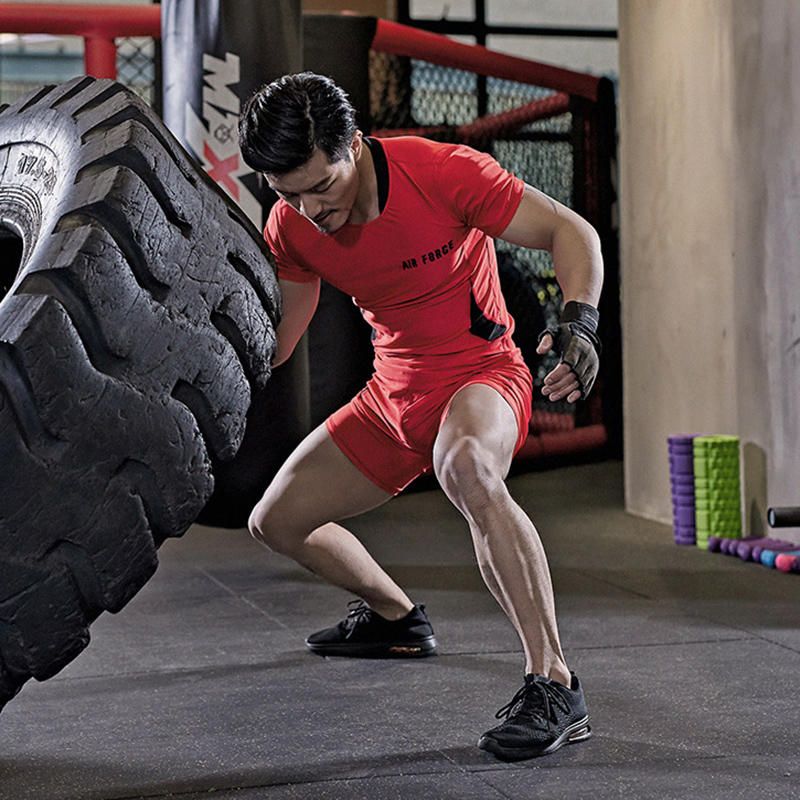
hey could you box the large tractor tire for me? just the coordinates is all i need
[0,77,280,710]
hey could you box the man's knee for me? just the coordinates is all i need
[434,436,504,507]
[247,501,274,548]
[248,499,299,555]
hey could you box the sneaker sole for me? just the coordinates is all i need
[305,635,438,658]
[477,715,591,761]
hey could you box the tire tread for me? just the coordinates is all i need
[0,77,279,709]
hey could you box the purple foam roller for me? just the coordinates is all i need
[721,538,739,555]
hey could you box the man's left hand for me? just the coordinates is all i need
[536,301,601,404]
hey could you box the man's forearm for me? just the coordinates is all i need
[271,277,321,367]
[272,332,298,368]
[550,215,604,308]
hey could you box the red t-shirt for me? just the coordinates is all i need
[264,136,525,371]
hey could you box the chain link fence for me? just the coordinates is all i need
[0,36,156,106]
[115,36,157,105]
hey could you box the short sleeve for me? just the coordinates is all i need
[436,145,525,237]
[264,205,319,284]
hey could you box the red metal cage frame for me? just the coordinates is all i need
[0,3,610,460]
[0,5,603,99]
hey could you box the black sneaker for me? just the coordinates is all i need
[305,600,437,658]
[478,672,591,760]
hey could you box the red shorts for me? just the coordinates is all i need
[325,348,533,495]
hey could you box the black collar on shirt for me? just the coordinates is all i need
[363,136,389,214]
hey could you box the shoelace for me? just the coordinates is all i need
[341,599,373,637]
[495,679,571,726]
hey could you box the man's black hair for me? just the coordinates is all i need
[239,72,357,176]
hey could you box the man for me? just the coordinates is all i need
[239,72,603,761]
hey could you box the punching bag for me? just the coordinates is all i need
[303,15,377,427]
[161,0,310,528]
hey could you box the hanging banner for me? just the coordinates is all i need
[161,0,302,229]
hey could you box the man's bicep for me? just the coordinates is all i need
[497,184,566,251]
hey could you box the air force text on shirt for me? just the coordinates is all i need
[402,239,456,271]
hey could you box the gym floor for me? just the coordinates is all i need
[1,461,797,800]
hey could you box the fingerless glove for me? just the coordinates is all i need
[537,301,602,398]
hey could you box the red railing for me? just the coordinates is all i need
[0,5,602,99]
[372,19,601,101]
[373,92,571,141]
[0,3,160,78]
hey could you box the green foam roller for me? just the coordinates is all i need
[695,481,740,492]
[707,516,741,528]
[693,478,739,490]
[696,452,738,462]
[693,441,737,449]
[705,520,740,531]
[704,505,741,517]
[708,519,741,528]
[703,475,741,486]
[701,486,741,496]
[694,470,740,480]
[694,493,739,504]
[695,434,739,444]
[707,508,741,518]
[695,499,741,512]
[700,467,740,478]
[698,462,740,473]
[693,496,740,506]
[706,482,741,491]
[706,482,742,491]
[693,439,739,455]
[693,486,740,498]
[696,507,741,518]
[702,452,740,462]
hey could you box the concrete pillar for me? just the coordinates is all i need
[619,0,800,540]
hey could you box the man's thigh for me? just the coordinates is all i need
[433,383,521,479]
[255,422,393,529]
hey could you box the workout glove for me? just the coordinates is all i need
[538,301,602,398]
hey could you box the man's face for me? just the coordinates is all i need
[266,138,360,235]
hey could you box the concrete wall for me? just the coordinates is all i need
[619,1,800,540]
